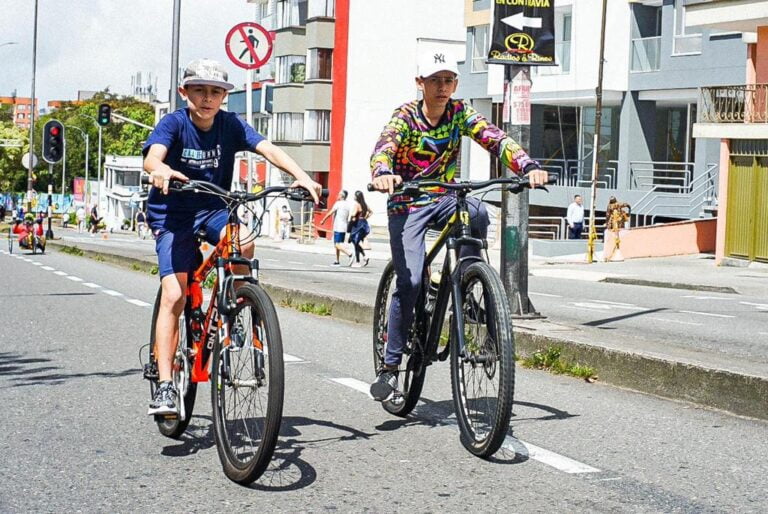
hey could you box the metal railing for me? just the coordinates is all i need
[700,84,768,123]
[534,157,618,190]
[629,161,695,192]
[631,36,661,72]
[528,216,606,241]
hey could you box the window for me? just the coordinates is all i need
[307,48,332,80]
[304,110,330,141]
[275,55,306,84]
[471,25,489,72]
[308,0,334,18]
[275,0,308,29]
[274,113,303,142]
[560,14,572,73]
[673,2,702,55]
[17,104,26,111]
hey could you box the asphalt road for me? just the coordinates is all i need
[1,246,767,511]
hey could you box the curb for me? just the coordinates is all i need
[46,240,768,421]
[601,277,739,295]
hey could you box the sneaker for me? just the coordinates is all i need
[331,261,340,266]
[148,381,179,415]
[363,257,370,267]
[351,262,363,268]
[370,367,398,402]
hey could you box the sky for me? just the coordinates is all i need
[0,0,259,106]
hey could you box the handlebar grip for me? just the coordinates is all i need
[367,184,375,192]
[141,174,150,185]
[547,173,559,185]
[320,188,330,198]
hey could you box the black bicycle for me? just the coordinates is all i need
[370,175,554,457]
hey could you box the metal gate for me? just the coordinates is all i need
[726,140,768,262]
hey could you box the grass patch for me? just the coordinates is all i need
[149,265,159,275]
[59,245,84,257]
[94,255,105,262]
[518,346,597,381]
[280,297,332,316]
[131,263,142,271]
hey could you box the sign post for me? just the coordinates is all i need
[489,0,555,317]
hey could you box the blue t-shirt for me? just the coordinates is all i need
[142,108,265,227]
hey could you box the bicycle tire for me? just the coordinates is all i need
[148,286,197,439]
[372,260,426,417]
[31,235,37,255]
[449,262,515,457]
[211,283,284,484]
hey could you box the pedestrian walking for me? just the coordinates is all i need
[279,205,293,240]
[76,206,86,233]
[348,190,371,267]
[566,194,585,239]
[320,190,353,266]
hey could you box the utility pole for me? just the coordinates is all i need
[65,124,89,207]
[586,0,609,263]
[26,0,39,207]
[169,0,181,112]
[501,65,539,317]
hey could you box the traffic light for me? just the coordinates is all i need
[42,119,64,164]
[98,103,111,126]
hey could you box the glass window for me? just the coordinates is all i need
[471,24,489,72]
[308,0,334,18]
[275,55,306,84]
[673,1,702,55]
[274,113,304,142]
[275,0,308,29]
[304,110,331,141]
[560,14,571,73]
[307,48,333,80]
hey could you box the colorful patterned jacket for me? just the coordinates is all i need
[370,99,539,216]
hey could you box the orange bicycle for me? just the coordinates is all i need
[140,177,323,484]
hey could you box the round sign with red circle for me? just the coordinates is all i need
[225,22,273,70]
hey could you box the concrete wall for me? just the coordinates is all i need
[604,218,717,259]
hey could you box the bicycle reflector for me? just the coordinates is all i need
[42,119,64,164]
[97,103,111,126]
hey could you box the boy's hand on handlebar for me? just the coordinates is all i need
[150,168,188,195]
[290,177,322,204]
[371,174,403,194]
[525,168,549,188]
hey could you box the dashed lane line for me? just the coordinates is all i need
[66,276,83,282]
[530,292,562,298]
[330,376,601,474]
[126,298,151,307]
[740,301,768,310]
[648,317,702,326]
[679,310,735,319]
[682,295,735,301]
[102,289,123,297]
[41,266,55,271]
[83,283,101,288]
[53,271,67,276]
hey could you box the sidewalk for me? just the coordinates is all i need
[46,228,768,421]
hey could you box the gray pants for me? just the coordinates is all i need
[385,196,489,366]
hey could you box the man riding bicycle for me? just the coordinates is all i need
[368,50,548,402]
[143,58,321,416]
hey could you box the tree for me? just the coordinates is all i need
[0,123,28,192]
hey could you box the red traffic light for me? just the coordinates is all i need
[50,126,60,136]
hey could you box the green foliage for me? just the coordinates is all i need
[59,245,84,257]
[150,265,159,275]
[280,297,332,316]
[0,90,155,194]
[520,346,597,381]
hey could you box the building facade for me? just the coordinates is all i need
[0,95,38,130]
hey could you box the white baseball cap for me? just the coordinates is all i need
[417,51,460,78]
[181,59,235,90]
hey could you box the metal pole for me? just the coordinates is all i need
[501,65,539,318]
[246,69,254,229]
[62,132,67,198]
[586,0,608,264]
[26,0,39,203]
[169,0,181,112]
[97,125,102,213]
[45,171,53,239]
[84,133,89,210]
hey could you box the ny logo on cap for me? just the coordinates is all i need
[433,53,446,64]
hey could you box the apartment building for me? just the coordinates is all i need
[0,95,38,130]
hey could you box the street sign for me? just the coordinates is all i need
[488,1,555,66]
[225,22,273,70]
[21,152,39,170]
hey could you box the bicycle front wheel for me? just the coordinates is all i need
[449,262,515,458]
[373,260,426,417]
[211,283,284,484]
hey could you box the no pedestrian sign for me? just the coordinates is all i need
[225,22,273,70]
[488,0,555,66]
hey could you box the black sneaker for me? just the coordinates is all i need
[370,367,398,402]
[148,381,178,416]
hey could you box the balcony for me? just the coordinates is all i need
[694,84,768,139]
[631,36,661,72]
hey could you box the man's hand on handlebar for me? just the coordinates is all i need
[525,168,550,188]
[150,167,188,195]
[371,174,403,195]
[289,177,323,204]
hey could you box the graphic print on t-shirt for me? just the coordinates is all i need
[181,145,222,171]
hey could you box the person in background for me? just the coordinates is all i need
[279,205,293,240]
[320,190,353,266]
[348,190,372,267]
[566,194,585,239]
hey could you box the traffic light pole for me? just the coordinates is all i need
[26,0,39,207]
[45,166,54,239]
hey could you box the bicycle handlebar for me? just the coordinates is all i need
[365,173,559,194]
[140,174,328,203]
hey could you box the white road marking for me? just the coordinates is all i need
[102,289,123,297]
[66,276,83,282]
[502,437,601,474]
[126,298,151,307]
[591,300,637,307]
[53,271,67,276]
[22,258,32,262]
[531,269,616,282]
[32,262,42,266]
[679,310,735,319]
[41,266,55,271]
[569,302,612,310]
[330,377,373,399]
[740,301,768,310]
[682,295,735,301]
[530,292,562,298]
[648,317,702,326]
[330,376,600,474]
[288,261,304,265]
[82,282,101,288]
[283,353,304,363]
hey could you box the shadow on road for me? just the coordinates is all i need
[0,351,140,387]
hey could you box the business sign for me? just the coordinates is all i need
[225,22,273,70]
[488,0,555,66]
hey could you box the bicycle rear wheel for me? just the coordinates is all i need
[211,283,284,484]
[373,260,426,417]
[149,287,197,438]
[449,262,515,457]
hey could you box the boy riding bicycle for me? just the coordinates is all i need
[368,50,548,402]
[143,58,321,415]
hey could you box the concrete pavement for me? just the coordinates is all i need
[43,227,768,420]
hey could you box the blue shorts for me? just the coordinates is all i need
[333,231,346,244]
[153,209,229,278]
